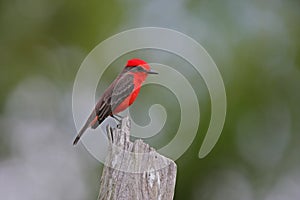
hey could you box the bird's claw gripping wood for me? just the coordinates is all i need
[110,114,123,128]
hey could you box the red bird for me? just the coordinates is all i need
[73,58,158,145]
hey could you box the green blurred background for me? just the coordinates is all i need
[1,0,300,199]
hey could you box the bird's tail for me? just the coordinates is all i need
[73,111,98,145]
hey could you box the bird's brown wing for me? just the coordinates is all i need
[93,73,134,127]
[73,73,134,145]
[110,73,134,111]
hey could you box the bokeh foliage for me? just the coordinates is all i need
[1,0,300,199]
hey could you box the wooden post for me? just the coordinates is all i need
[98,117,177,200]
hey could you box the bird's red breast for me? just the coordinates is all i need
[112,87,141,114]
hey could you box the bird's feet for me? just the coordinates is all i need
[111,114,123,128]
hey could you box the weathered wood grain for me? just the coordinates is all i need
[98,117,177,200]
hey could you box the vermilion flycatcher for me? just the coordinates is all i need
[73,58,158,145]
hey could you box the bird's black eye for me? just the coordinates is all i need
[136,66,144,71]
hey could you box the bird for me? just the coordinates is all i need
[73,58,158,145]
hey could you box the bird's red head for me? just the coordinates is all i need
[125,58,150,71]
[124,58,158,76]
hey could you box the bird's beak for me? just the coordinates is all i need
[147,70,158,75]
